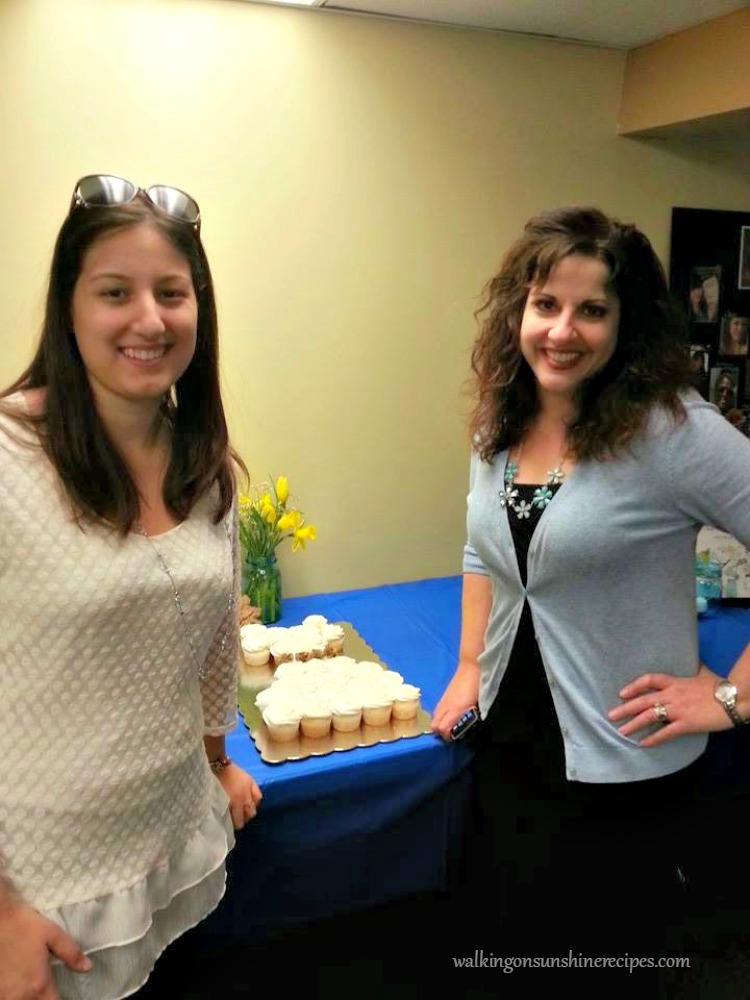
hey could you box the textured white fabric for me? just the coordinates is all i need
[0,396,241,998]
[50,780,234,1000]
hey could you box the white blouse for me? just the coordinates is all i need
[0,401,240,998]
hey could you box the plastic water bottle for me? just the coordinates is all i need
[695,558,722,616]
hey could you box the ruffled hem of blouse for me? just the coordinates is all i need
[47,779,235,1000]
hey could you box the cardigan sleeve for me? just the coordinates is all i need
[463,450,490,576]
[666,398,750,549]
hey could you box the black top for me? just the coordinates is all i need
[483,484,562,746]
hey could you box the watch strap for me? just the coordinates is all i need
[720,699,746,727]
[209,754,232,774]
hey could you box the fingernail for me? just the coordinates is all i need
[80,956,93,971]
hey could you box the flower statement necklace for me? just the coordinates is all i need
[499,443,566,520]
[138,519,235,682]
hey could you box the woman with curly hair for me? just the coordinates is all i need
[432,206,750,953]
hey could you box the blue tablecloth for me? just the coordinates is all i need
[215,577,472,939]
[208,576,750,940]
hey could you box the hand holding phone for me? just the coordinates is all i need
[449,706,480,742]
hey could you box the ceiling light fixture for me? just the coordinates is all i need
[253,1,326,7]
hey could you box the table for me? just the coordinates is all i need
[694,604,750,794]
[205,576,750,942]
[213,576,472,941]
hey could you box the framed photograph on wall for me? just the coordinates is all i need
[688,342,711,397]
[670,208,750,409]
[688,264,721,323]
[689,343,711,374]
[719,313,750,356]
[709,364,739,414]
[740,226,750,290]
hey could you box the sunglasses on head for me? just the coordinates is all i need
[70,174,201,232]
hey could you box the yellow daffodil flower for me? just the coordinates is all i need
[238,476,316,562]
[276,510,298,532]
[275,475,289,505]
[260,495,277,524]
[292,523,317,552]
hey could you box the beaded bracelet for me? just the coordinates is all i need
[209,754,232,775]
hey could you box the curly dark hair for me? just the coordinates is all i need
[469,206,692,461]
[1,192,245,532]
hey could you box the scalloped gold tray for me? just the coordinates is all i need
[237,622,432,764]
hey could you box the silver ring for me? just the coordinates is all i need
[653,701,668,724]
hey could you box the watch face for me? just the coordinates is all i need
[716,681,737,705]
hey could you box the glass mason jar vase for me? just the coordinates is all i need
[241,552,282,624]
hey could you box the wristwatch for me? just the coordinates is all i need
[209,754,232,775]
[714,680,748,727]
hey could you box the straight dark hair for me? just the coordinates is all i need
[469,206,692,462]
[0,195,245,532]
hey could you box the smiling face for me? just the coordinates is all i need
[70,222,198,419]
[727,316,749,346]
[519,253,620,413]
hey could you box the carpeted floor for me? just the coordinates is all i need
[140,885,750,999]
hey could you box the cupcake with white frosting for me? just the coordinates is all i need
[302,614,328,630]
[240,622,268,644]
[322,623,345,656]
[269,637,298,665]
[392,683,421,720]
[262,703,302,743]
[241,634,271,668]
[330,693,363,733]
[299,696,333,738]
[360,685,394,726]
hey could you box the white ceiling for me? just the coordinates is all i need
[256,0,748,49]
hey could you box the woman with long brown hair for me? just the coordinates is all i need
[0,175,261,999]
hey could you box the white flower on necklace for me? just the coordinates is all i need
[500,444,566,520]
[499,483,519,509]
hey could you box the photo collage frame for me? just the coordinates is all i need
[670,207,750,437]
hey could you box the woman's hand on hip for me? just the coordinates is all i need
[607,665,733,747]
[0,898,91,999]
[217,764,263,829]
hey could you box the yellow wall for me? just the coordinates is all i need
[1,0,749,596]
[620,8,750,134]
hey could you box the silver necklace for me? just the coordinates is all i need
[139,519,235,681]
[499,443,565,520]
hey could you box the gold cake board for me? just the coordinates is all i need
[237,622,432,764]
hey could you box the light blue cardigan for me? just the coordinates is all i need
[463,394,750,783]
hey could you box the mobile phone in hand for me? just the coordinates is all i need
[450,706,481,742]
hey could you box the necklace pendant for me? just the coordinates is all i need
[532,485,553,509]
[514,499,532,519]
[499,484,519,509]
[139,517,235,682]
[548,465,565,486]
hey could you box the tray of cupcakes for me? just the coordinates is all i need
[236,616,431,763]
